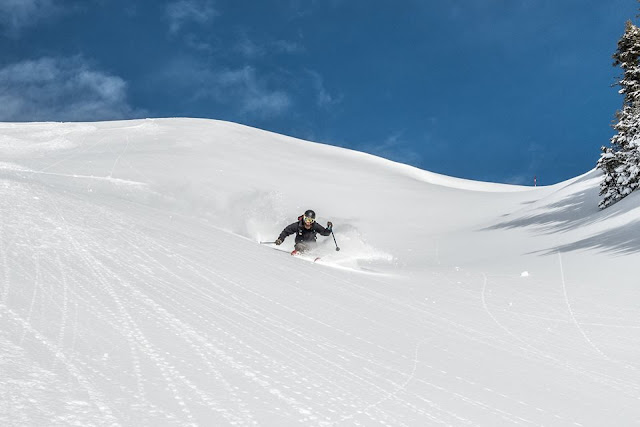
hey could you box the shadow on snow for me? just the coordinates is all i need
[483,178,640,255]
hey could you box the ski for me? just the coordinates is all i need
[290,250,321,263]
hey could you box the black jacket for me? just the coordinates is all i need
[279,219,331,243]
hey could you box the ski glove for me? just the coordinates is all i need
[275,238,283,245]
[327,221,333,230]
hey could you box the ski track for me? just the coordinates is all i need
[557,251,639,373]
[309,268,549,426]
[50,200,199,426]
[479,269,640,400]
[319,265,630,426]
[2,167,640,426]
[436,261,639,388]
[190,256,472,425]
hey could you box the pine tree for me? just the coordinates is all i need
[597,20,640,208]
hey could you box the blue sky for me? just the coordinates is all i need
[1,0,638,185]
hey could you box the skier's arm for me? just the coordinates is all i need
[278,223,299,241]
[314,222,332,236]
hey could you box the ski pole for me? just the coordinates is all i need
[331,231,340,251]
[260,241,277,244]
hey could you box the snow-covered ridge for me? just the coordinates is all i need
[1,118,639,426]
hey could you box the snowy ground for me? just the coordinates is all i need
[1,118,639,426]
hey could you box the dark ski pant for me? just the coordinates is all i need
[295,241,317,253]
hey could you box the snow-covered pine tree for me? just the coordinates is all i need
[597,20,640,209]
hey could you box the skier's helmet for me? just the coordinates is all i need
[303,209,316,224]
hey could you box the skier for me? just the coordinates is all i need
[275,209,333,254]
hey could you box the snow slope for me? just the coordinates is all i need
[1,118,639,426]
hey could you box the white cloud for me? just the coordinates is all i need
[307,70,341,108]
[235,34,265,59]
[234,33,304,59]
[243,90,290,116]
[362,131,422,166]
[0,56,141,121]
[0,0,60,36]
[161,59,291,118]
[209,66,292,117]
[165,0,218,34]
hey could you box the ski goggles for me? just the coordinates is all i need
[303,216,315,224]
